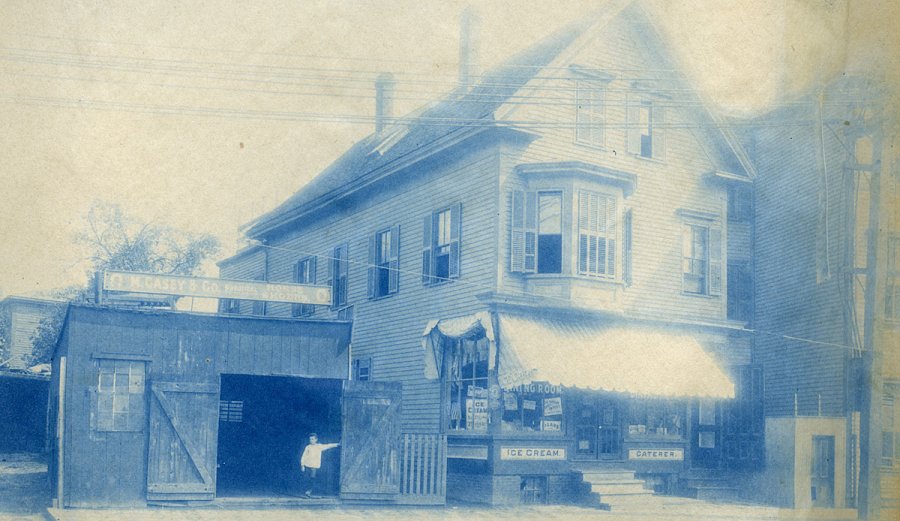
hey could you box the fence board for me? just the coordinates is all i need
[397,433,446,505]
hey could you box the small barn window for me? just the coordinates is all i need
[92,359,146,432]
[353,358,372,381]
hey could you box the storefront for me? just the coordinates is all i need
[422,310,738,505]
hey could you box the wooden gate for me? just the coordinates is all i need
[146,381,219,502]
[339,380,402,501]
[399,433,446,504]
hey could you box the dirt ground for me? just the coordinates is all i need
[0,453,865,521]
[0,453,49,521]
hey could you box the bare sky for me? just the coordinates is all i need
[0,0,894,297]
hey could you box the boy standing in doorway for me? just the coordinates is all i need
[300,433,339,497]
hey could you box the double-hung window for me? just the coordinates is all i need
[627,97,665,160]
[368,226,400,298]
[92,359,146,432]
[682,221,722,296]
[883,393,899,467]
[886,236,900,321]
[578,190,617,278]
[328,244,349,308]
[423,204,461,284]
[575,81,605,147]
[292,256,317,316]
[510,191,562,274]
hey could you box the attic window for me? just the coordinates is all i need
[372,126,409,156]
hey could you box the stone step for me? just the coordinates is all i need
[590,481,650,495]
[580,470,636,482]
[690,485,742,502]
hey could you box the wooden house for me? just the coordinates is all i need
[219,1,762,506]
[0,296,64,370]
[46,304,398,508]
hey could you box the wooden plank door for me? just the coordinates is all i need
[147,381,219,502]
[339,380,402,500]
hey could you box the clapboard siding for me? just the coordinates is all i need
[57,306,350,507]
[225,144,502,433]
[752,102,851,417]
[1,298,61,369]
[217,248,266,315]
[495,13,730,324]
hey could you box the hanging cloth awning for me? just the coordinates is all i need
[496,314,734,399]
[422,311,496,379]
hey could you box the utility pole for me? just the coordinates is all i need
[856,92,884,521]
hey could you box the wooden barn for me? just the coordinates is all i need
[48,304,410,508]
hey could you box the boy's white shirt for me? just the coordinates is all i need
[300,442,339,469]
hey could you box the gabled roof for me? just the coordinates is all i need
[246,2,754,240]
[245,14,601,239]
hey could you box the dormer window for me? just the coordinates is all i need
[627,96,665,160]
[575,81,605,147]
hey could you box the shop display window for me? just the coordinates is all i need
[501,383,564,433]
[445,337,489,432]
[626,399,685,438]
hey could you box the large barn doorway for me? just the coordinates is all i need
[216,374,343,498]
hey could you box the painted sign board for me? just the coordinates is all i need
[102,270,332,305]
[627,448,685,461]
[499,447,566,460]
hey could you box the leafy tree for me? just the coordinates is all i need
[27,201,221,365]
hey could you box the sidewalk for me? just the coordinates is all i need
[43,496,859,521]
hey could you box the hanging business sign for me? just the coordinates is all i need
[101,270,332,305]
[500,447,566,460]
[628,449,684,461]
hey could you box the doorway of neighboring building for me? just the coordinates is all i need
[574,395,622,460]
[811,435,835,508]
[216,374,343,498]
[691,399,722,468]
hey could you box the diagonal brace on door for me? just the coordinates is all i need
[150,382,218,487]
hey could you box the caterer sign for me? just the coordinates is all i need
[102,270,332,305]
[628,448,684,461]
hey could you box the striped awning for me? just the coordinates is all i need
[496,314,734,399]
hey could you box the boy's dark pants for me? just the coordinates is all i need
[302,467,319,495]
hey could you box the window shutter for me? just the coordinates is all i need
[367,233,376,299]
[681,226,692,290]
[624,209,633,286]
[709,225,723,296]
[339,245,349,302]
[511,191,537,273]
[627,96,641,154]
[654,105,666,160]
[510,191,525,272]
[325,248,335,308]
[523,192,537,272]
[309,256,317,284]
[292,262,301,316]
[449,203,462,278]
[351,359,359,380]
[422,213,433,284]
[607,198,616,276]
[389,225,400,294]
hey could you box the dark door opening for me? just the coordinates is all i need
[692,399,722,468]
[216,374,342,498]
[574,394,622,460]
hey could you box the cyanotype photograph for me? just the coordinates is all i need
[0,1,897,520]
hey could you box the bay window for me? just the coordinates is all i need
[578,190,617,278]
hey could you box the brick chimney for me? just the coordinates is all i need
[375,72,396,135]
[458,7,481,93]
